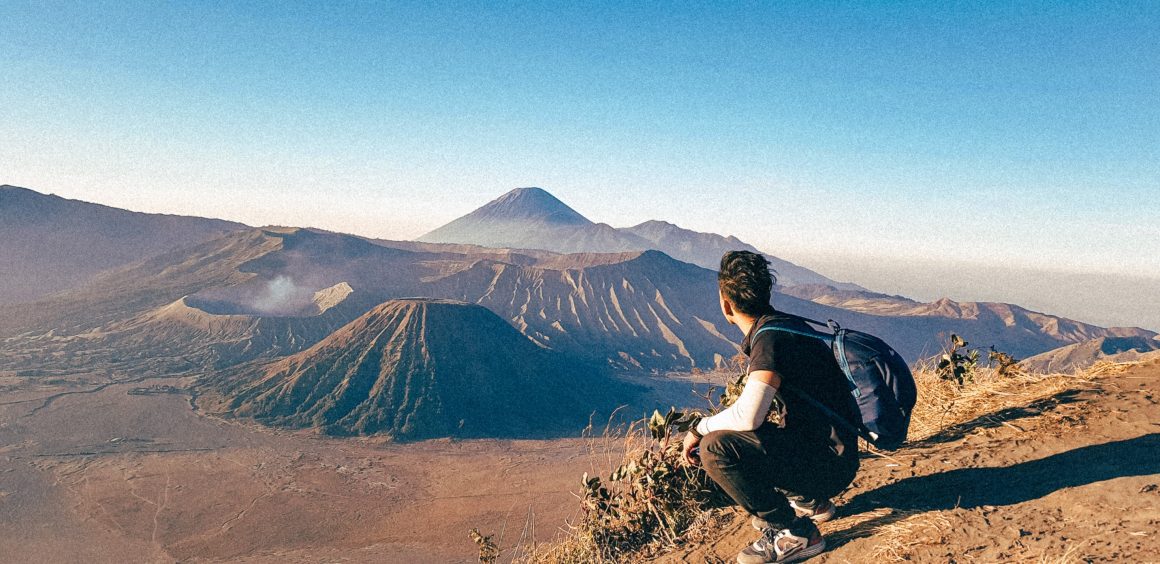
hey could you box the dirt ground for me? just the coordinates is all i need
[663,360,1160,563]
[0,375,616,563]
[0,369,712,563]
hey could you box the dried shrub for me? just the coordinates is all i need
[988,345,1021,377]
[470,528,501,563]
[936,334,1021,385]
[521,366,754,563]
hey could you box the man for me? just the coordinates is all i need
[682,251,860,563]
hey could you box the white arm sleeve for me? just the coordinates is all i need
[696,378,777,435]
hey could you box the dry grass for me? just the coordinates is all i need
[905,361,1098,443]
[865,510,954,561]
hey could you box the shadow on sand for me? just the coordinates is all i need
[830,433,1160,548]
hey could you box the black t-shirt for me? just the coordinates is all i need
[744,312,860,464]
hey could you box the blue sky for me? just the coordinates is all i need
[3,2,1158,328]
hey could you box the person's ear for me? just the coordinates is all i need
[719,292,735,322]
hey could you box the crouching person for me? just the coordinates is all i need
[683,251,860,563]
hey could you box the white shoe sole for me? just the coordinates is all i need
[783,537,827,562]
[735,537,827,564]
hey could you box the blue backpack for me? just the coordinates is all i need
[754,315,917,451]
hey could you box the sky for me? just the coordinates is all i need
[2,2,1158,329]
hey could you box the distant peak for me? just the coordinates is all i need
[0,185,55,199]
[506,186,551,196]
[632,219,677,229]
[466,187,591,225]
[493,187,562,206]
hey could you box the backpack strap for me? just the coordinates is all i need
[753,324,859,393]
[753,324,832,344]
[780,382,874,444]
[751,323,874,444]
[784,314,840,332]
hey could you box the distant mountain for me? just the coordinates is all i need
[0,185,247,305]
[6,227,1153,378]
[1020,336,1160,374]
[199,298,628,439]
[0,228,451,372]
[418,187,652,253]
[622,220,864,289]
[419,187,859,289]
[880,297,1154,345]
[780,284,921,315]
[620,219,758,265]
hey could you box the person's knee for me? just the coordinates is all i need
[700,430,745,470]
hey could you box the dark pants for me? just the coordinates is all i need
[700,426,857,529]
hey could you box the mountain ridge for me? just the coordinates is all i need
[3,226,1153,375]
[0,184,248,305]
[1020,335,1160,373]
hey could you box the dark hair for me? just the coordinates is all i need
[718,251,777,316]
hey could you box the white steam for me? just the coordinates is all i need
[250,275,311,315]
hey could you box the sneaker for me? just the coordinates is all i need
[751,498,836,530]
[792,497,836,523]
[737,519,826,563]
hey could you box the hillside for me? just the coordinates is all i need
[199,298,629,439]
[0,185,247,304]
[780,284,923,315]
[526,360,1160,563]
[1020,335,1160,373]
[656,360,1160,563]
[104,286,383,369]
[0,228,453,373]
[0,229,282,339]
[622,221,863,290]
[424,250,738,371]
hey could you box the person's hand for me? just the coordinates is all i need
[682,431,701,466]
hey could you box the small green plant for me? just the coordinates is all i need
[470,528,500,563]
[936,335,1020,384]
[719,370,747,408]
[937,334,979,386]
